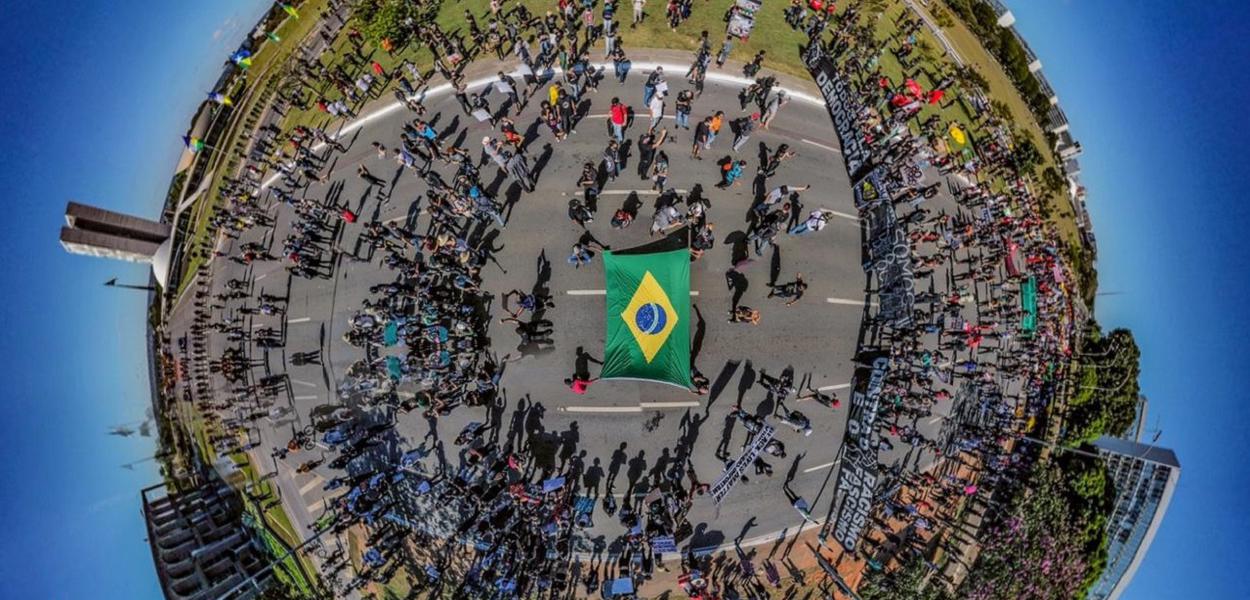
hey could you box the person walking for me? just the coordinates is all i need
[707,111,724,148]
[608,97,628,141]
[761,90,788,128]
[731,113,759,152]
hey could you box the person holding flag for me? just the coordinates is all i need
[207,91,232,106]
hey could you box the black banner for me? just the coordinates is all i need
[803,48,873,181]
[855,167,915,327]
[829,351,890,552]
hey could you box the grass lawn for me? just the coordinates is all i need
[908,0,1080,247]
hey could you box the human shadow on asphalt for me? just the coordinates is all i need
[691,304,707,366]
[531,143,555,180]
[707,360,740,410]
[736,361,756,409]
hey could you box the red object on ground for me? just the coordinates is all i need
[341,209,357,223]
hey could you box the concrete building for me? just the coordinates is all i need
[142,481,271,600]
[59,201,176,287]
[60,201,171,263]
[1087,436,1181,600]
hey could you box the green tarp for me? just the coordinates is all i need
[1021,276,1038,335]
[602,247,692,388]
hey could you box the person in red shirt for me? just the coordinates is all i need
[564,375,598,394]
[608,97,628,141]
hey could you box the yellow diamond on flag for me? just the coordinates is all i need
[621,271,679,363]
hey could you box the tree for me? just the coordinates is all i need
[356,0,417,46]
[955,65,989,93]
[931,2,956,28]
[1041,167,1066,196]
[859,555,954,600]
[1061,324,1142,444]
[1012,132,1042,173]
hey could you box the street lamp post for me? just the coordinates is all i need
[104,277,156,292]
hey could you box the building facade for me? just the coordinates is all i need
[141,481,271,600]
[59,201,171,263]
[1087,436,1180,600]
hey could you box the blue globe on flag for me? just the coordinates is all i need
[634,302,667,335]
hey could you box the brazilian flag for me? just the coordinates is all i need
[602,245,692,388]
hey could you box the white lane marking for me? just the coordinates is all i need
[830,210,860,221]
[561,406,644,413]
[254,273,268,281]
[260,61,828,191]
[803,461,838,473]
[817,383,852,392]
[293,395,318,401]
[291,379,318,388]
[639,401,702,409]
[599,188,688,196]
[801,138,842,154]
[286,316,312,324]
[298,474,325,495]
[566,289,699,296]
[826,297,877,306]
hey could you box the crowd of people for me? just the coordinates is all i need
[167,0,1082,598]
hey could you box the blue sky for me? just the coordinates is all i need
[0,1,269,595]
[1004,1,1250,597]
[0,0,1244,597]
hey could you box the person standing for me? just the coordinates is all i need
[643,67,665,106]
[612,44,631,83]
[716,36,733,68]
[692,116,711,159]
[506,149,536,192]
[602,139,621,180]
[608,97,628,141]
[674,89,693,130]
[632,0,646,26]
[648,91,665,132]
[707,110,724,148]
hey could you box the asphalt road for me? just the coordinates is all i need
[168,58,976,564]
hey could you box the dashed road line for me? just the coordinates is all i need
[802,461,838,473]
[561,405,643,413]
[640,401,701,409]
[293,395,318,401]
[286,316,312,324]
[801,138,842,154]
[826,297,876,306]
[298,475,325,495]
[817,383,852,392]
[291,379,318,388]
